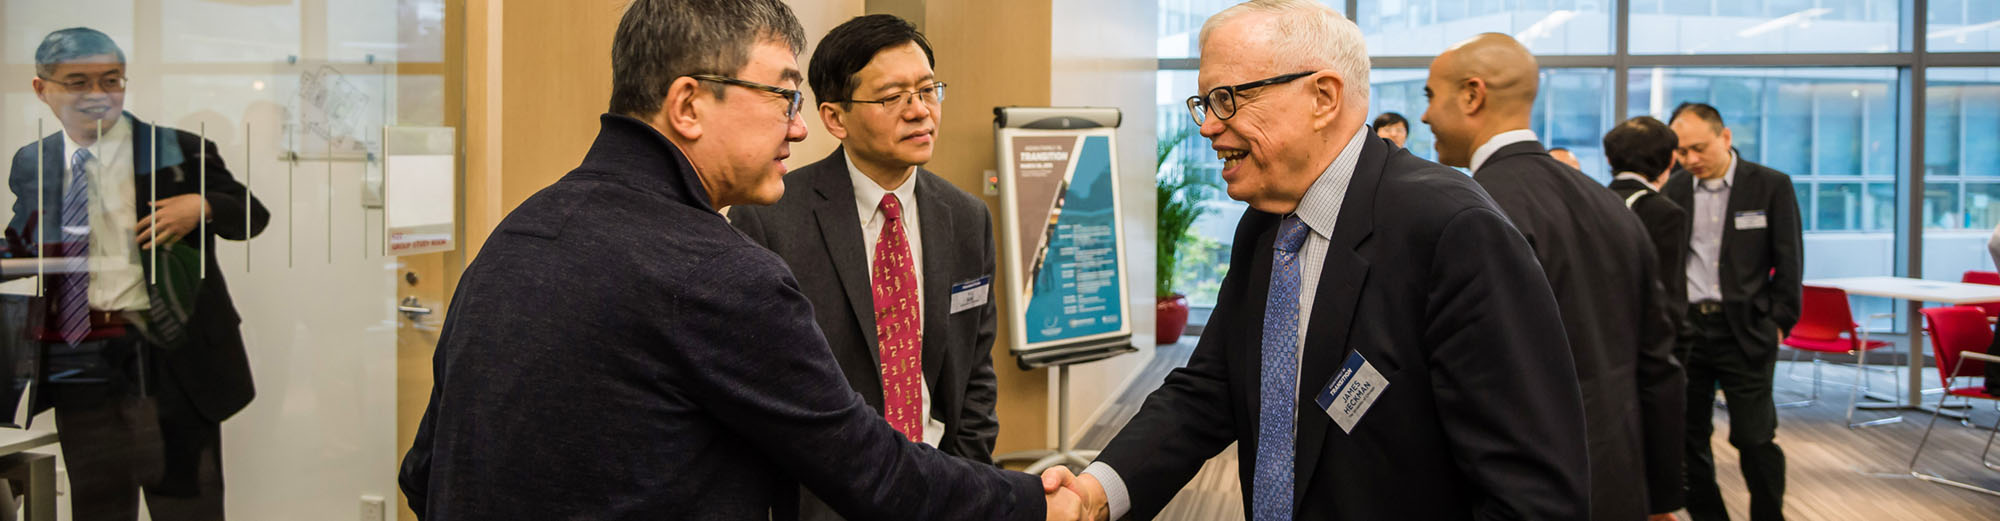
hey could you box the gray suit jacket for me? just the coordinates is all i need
[730,149,1002,519]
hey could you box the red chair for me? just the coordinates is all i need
[1908,306,2000,497]
[1778,285,1901,427]
[1961,270,2000,319]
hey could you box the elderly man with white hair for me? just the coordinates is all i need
[1038,1,1590,520]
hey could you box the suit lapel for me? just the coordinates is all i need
[914,172,951,388]
[1720,157,1756,269]
[1290,134,1382,508]
[34,134,62,243]
[810,149,884,371]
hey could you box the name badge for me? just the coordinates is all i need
[949,275,991,314]
[1734,210,1768,230]
[1314,351,1389,434]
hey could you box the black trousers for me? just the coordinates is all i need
[47,333,224,521]
[1681,307,1785,521]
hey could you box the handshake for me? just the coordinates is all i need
[1037,467,1111,521]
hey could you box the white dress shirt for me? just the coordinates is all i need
[1082,126,1371,520]
[60,115,149,312]
[1468,129,1540,175]
[1686,152,1739,304]
[846,151,944,448]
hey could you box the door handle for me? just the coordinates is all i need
[399,296,433,320]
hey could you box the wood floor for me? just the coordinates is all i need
[1071,339,2000,520]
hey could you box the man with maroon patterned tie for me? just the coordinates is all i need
[731,14,1002,521]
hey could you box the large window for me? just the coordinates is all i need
[1159,1,2000,341]
[1630,0,1901,54]
[1370,67,1614,180]
[1360,0,1612,56]
[1922,67,2000,285]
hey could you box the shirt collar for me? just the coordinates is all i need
[1698,151,1737,192]
[1614,172,1654,186]
[846,149,918,223]
[1469,129,1539,175]
[1292,126,1370,240]
[63,114,129,167]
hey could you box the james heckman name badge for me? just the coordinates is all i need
[1315,350,1389,434]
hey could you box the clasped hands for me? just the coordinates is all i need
[1038,467,1110,521]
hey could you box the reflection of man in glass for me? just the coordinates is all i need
[8,27,269,521]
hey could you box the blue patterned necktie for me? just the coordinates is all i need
[58,148,93,347]
[1254,215,1310,521]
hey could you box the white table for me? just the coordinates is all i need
[0,430,58,521]
[1803,276,2000,408]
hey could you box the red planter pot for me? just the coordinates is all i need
[1157,294,1190,344]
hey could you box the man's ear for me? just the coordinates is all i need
[30,77,48,104]
[1460,77,1486,116]
[655,76,706,141]
[1309,72,1346,131]
[818,102,849,141]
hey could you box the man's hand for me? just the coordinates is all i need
[135,194,207,250]
[1648,513,1680,521]
[1040,467,1110,521]
[1046,485,1081,521]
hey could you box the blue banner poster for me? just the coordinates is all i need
[1019,135,1122,344]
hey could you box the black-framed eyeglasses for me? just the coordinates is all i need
[688,74,804,120]
[1185,71,1316,125]
[836,82,947,111]
[38,75,127,94]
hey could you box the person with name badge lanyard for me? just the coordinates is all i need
[1038,2,1591,520]
[728,13,1004,521]
[1663,102,1805,521]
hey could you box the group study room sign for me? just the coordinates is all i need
[1006,134,1126,347]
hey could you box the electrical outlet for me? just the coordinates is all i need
[360,495,386,521]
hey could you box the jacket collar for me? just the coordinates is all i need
[573,113,715,213]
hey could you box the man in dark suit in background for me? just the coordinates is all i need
[399,2,1076,520]
[1664,102,1804,521]
[1605,116,1690,326]
[729,14,1001,521]
[1423,32,1683,521]
[8,27,270,521]
[1045,3,1590,520]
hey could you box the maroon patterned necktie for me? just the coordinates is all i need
[871,193,923,440]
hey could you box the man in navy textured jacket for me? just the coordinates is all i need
[397,1,1076,520]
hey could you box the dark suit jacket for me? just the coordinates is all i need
[1095,133,1590,520]
[1663,156,1805,358]
[730,148,1000,460]
[1611,176,1690,325]
[1477,141,1685,517]
[398,114,1040,521]
[730,149,1003,521]
[7,113,269,424]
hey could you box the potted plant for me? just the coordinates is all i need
[1157,128,1218,344]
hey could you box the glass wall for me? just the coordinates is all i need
[1,0,454,519]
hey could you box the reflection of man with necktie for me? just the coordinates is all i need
[7,27,269,521]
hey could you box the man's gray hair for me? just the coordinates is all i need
[34,27,126,78]
[1200,0,1370,106]
[609,0,806,117]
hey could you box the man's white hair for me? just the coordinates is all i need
[1199,0,1371,106]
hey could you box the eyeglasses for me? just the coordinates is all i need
[688,74,804,120]
[1185,71,1316,125]
[836,82,947,111]
[38,75,127,94]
